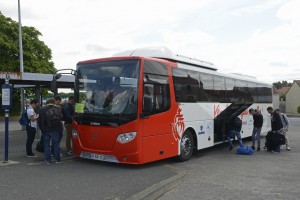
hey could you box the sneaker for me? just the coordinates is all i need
[257,148,261,151]
[27,153,37,157]
[251,146,255,150]
[263,146,267,150]
[55,160,62,164]
[286,147,291,151]
[45,160,51,165]
[229,146,233,151]
[66,150,73,156]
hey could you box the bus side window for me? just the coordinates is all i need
[143,85,153,113]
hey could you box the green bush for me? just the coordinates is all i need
[297,105,300,114]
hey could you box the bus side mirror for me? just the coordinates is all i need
[50,79,58,95]
[50,73,62,95]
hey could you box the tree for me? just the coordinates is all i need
[273,81,292,90]
[0,12,55,73]
[0,12,57,115]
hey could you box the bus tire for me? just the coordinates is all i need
[177,130,194,162]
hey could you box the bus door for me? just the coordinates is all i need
[214,102,252,143]
[140,81,175,162]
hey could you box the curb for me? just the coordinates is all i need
[127,169,185,200]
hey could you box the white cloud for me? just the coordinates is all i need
[1,0,299,83]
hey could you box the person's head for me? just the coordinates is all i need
[54,96,62,105]
[68,96,74,104]
[249,108,255,115]
[30,99,39,109]
[275,109,281,114]
[46,98,55,105]
[267,106,273,114]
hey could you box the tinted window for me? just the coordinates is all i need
[257,85,272,103]
[225,78,235,102]
[200,73,213,101]
[144,60,168,75]
[172,68,200,102]
[212,76,225,102]
[235,80,252,102]
[143,61,170,114]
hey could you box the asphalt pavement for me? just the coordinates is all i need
[1,117,300,200]
[158,117,300,200]
[0,119,180,200]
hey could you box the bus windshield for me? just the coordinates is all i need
[75,59,140,120]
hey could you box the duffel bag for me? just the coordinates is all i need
[236,146,253,155]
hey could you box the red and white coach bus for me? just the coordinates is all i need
[71,47,272,164]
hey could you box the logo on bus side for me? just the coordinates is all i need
[198,125,205,135]
[172,108,185,141]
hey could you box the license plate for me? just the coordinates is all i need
[90,153,105,161]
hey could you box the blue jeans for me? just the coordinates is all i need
[252,127,262,148]
[51,130,63,154]
[44,131,60,162]
[26,126,36,155]
[227,130,243,148]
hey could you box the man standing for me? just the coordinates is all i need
[39,99,63,164]
[249,109,263,151]
[63,96,75,155]
[266,107,283,153]
[275,109,291,151]
[26,99,39,157]
[51,96,63,154]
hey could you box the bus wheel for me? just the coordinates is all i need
[177,130,194,162]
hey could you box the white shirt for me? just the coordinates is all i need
[27,106,37,128]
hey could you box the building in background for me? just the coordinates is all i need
[286,80,300,114]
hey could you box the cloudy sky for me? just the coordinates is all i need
[1,0,299,84]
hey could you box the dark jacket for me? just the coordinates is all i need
[270,112,283,131]
[63,103,74,124]
[227,116,242,132]
[39,105,63,133]
[253,114,263,128]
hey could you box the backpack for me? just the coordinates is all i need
[45,106,62,128]
[19,108,30,126]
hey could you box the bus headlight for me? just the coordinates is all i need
[72,129,79,138]
[117,132,137,144]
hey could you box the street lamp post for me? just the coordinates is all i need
[18,0,25,130]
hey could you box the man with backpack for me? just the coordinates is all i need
[266,107,284,153]
[275,109,291,151]
[39,98,63,164]
[24,99,39,157]
[63,96,75,155]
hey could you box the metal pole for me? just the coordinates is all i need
[18,0,25,131]
[4,109,9,162]
[18,0,23,73]
[3,78,10,163]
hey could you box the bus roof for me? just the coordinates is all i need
[113,46,217,71]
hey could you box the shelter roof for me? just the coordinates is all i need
[0,71,74,89]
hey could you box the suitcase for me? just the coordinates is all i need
[236,146,253,155]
